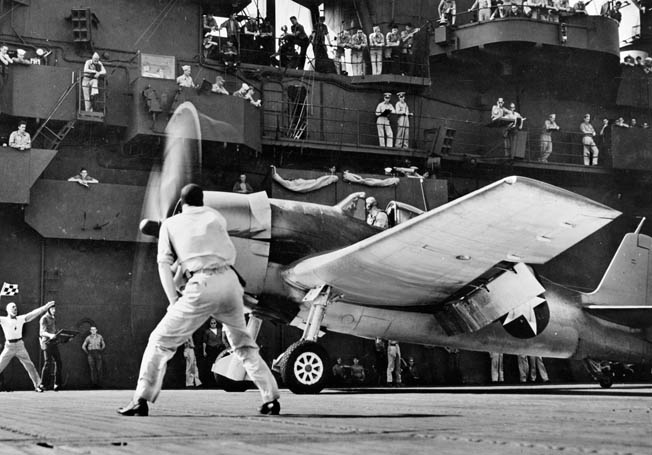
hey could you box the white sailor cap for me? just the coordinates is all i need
[182,65,191,71]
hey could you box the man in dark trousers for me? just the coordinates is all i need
[118,184,280,416]
[39,304,62,390]
[290,16,309,69]
[82,326,106,388]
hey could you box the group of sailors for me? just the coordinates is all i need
[460,0,629,24]
[333,23,421,76]
[203,13,274,66]
[201,12,424,76]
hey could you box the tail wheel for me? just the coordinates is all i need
[279,340,329,394]
[598,375,613,388]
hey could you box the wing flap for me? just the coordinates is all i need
[283,176,620,307]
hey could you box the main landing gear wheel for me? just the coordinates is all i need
[279,340,329,394]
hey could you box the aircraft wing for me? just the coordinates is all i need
[283,176,620,307]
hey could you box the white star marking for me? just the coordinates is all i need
[502,296,545,334]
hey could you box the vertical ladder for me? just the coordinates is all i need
[32,76,79,150]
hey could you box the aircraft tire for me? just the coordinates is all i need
[598,376,613,388]
[279,340,330,394]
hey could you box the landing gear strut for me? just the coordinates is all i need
[584,358,635,388]
[277,285,332,394]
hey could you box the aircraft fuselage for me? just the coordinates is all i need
[209,191,652,364]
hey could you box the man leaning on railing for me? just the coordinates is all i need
[82,52,106,112]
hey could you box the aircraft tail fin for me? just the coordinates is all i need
[582,229,652,328]
[584,231,652,307]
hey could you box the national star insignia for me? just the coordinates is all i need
[502,296,546,335]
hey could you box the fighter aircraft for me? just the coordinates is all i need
[140,102,652,394]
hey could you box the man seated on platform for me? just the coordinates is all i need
[507,102,526,129]
[68,167,99,187]
[490,97,516,126]
[8,120,31,151]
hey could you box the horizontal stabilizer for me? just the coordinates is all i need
[584,305,652,328]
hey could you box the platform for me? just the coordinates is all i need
[1,385,650,454]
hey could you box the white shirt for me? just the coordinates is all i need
[176,74,194,88]
[157,205,236,273]
[0,315,26,341]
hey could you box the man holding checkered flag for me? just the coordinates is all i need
[0,298,55,392]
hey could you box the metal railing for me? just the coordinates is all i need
[261,98,620,167]
[201,30,430,78]
[450,4,600,27]
[77,74,107,118]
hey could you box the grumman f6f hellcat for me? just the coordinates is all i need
[139,103,652,394]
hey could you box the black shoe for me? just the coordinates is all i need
[117,398,149,416]
[259,399,280,415]
[53,384,59,392]
[35,385,44,393]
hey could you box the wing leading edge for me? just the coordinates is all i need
[283,176,620,307]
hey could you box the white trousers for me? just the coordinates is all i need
[386,344,401,383]
[134,268,279,403]
[82,77,99,111]
[370,48,383,75]
[377,117,393,147]
[184,347,202,387]
[518,355,549,382]
[490,352,504,382]
[396,115,410,148]
[0,340,41,388]
[351,50,364,76]
[582,136,599,166]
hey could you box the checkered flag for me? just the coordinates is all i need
[0,282,19,296]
